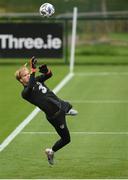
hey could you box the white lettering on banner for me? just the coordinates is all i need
[0,35,9,49]
[52,38,62,49]
[0,34,62,50]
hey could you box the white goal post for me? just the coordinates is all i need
[69,7,78,74]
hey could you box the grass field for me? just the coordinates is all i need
[1,53,128,178]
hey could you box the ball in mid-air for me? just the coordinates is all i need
[39,3,55,17]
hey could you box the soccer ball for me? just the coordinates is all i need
[39,3,55,17]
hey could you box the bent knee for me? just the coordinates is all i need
[64,136,71,144]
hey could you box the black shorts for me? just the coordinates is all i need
[46,110,70,140]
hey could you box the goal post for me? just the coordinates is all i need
[69,7,78,74]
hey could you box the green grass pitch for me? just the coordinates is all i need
[1,61,128,178]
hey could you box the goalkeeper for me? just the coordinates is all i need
[15,56,78,165]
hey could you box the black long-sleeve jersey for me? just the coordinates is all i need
[21,71,72,118]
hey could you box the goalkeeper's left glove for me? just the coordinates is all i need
[30,56,37,73]
[39,64,49,74]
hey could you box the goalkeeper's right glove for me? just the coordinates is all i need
[39,64,49,74]
[30,56,37,73]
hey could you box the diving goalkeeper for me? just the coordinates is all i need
[15,56,78,165]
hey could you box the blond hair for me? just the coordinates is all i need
[15,66,29,82]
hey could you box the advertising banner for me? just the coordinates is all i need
[0,23,63,58]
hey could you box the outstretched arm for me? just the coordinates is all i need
[22,72,36,98]
[22,57,37,97]
[36,64,53,82]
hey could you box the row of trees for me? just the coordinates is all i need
[0,0,127,13]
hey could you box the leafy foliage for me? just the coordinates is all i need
[0,0,127,13]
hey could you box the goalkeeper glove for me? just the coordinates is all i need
[39,64,49,74]
[30,56,37,73]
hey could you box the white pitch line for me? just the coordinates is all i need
[53,72,74,94]
[21,131,128,135]
[0,72,74,152]
[69,100,128,104]
[75,72,128,76]
[0,107,40,152]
